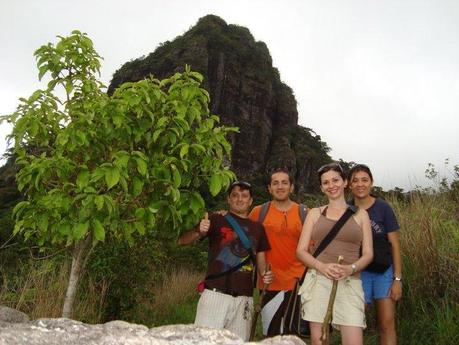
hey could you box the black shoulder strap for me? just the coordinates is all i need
[313,206,356,258]
[299,205,357,282]
[258,201,271,223]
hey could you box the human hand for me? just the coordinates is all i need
[335,264,354,280]
[198,212,211,235]
[318,262,343,280]
[262,270,274,285]
[390,280,402,301]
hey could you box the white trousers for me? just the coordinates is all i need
[194,289,253,341]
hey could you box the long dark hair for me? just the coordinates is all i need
[348,164,374,183]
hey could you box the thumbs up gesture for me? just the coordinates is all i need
[199,212,211,235]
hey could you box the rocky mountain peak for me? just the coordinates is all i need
[109,15,332,194]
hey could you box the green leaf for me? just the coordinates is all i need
[132,177,144,197]
[58,223,71,236]
[174,117,190,130]
[135,158,147,176]
[190,71,203,82]
[56,132,69,146]
[13,220,24,235]
[92,219,105,242]
[209,173,222,196]
[105,167,120,189]
[119,176,128,192]
[135,207,145,219]
[171,187,180,202]
[114,153,130,169]
[75,131,87,145]
[74,222,89,240]
[76,170,89,188]
[179,144,189,159]
[191,143,206,154]
[148,200,167,213]
[103,195,115,215]
[152,129,163,142]
[38,65,48,80]
[95,195,104,210]
[13,201,30,218]
[65,81,73,95]
[172,169,181,188]
[190,193,204,214]
[38,214,49,232]
[134,221,145,235]
[156,116,168,127]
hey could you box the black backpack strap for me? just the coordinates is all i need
[258,201,271,223]
[299,205,357,283]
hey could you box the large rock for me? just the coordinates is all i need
[0,318,306,345]
[0,306,29,323]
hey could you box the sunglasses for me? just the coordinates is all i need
[352,164,370,170]
[230,180,252,188]
[317,162,344,174]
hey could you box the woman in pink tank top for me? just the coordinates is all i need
[296,163,373,345]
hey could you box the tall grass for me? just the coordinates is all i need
[387,191,459,344]
[132,267,202,326]
[1,187,458,344]
[394,192,459,302]
[0,258,109,323]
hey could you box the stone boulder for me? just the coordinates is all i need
[0,318,306,345]
[0,306,29,323]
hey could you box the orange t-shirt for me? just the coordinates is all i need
[250,202,306,291]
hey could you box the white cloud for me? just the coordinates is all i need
[1,0,458,190]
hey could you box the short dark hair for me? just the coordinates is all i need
[317,162,346,183]
[228,180,252,197]
[268,167,294,185]
[348,164,374,182]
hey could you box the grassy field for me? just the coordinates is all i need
[1,188,458,344]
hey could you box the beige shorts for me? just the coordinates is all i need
[194,289,253,341]
[298,269,366,329]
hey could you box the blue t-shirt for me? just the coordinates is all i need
[350,198,399,271]
[366,198,400,240]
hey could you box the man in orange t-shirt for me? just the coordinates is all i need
[249,168,307,337]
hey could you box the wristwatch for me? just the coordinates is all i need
[393,276,402,281]
[351,264,357,275]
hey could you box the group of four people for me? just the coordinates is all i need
[178,163,401,345]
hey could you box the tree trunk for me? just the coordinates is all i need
[62,234,92,318]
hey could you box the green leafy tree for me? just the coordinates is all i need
[1,31,236,318]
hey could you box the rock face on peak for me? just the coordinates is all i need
[109,15,332,194]
[0,317,307,345]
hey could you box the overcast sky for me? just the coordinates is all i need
[1,0,458,190]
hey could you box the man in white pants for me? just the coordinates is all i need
[178,181,273,340]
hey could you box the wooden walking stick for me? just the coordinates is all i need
[249,263,271,341]
[320,255,344,344]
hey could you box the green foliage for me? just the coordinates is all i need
[1,31,237,253]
